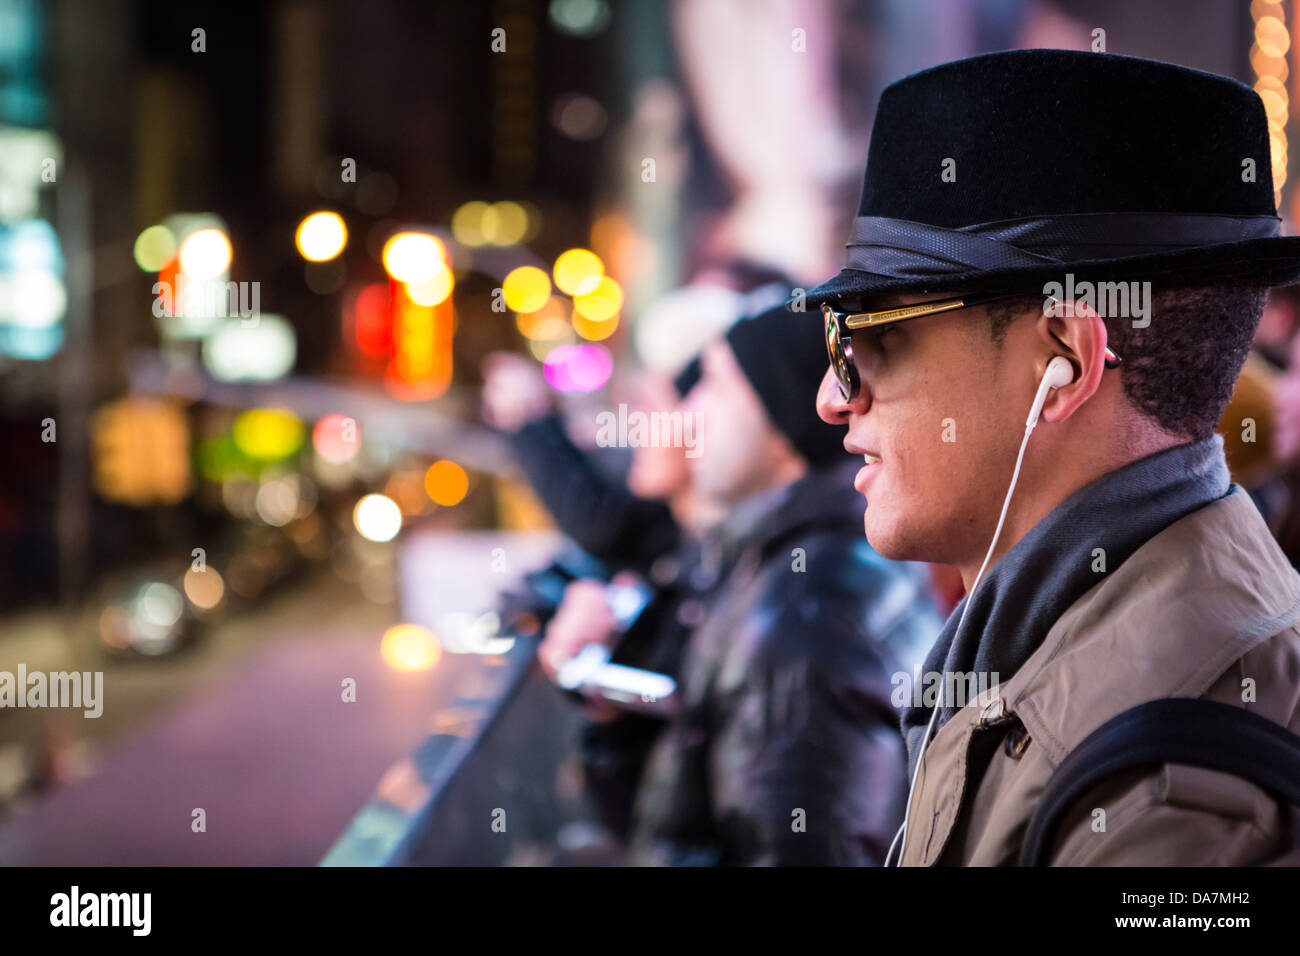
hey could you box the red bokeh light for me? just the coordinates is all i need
[349,283,394,358]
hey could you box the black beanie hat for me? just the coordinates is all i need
[724,304,847,468]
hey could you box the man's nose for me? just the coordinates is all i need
[816,365,870,425]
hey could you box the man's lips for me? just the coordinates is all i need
[845,441,882,465]
[847,442,883,495]
[853,459,881,494]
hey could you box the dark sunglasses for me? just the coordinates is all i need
[822,293,1123,402]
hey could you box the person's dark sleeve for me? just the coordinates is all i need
[508,415,678,572]
[707,594,913,866]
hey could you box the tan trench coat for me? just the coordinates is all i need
[901,489,1300,865]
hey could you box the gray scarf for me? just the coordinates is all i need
[902,434,1233,774]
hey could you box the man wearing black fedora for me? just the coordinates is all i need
[809,49,1300,865]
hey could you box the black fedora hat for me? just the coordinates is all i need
[803,49,1300,307]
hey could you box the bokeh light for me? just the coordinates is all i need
[380,623,442,672]
[202,315,296,382]
[489,201,528,245]
[313,413,362,464]
[382,232,445,283]
[351,282,393,358]
[1257,14,1290,58]
[451,201,491,246]
[133,224,177,272]
[255,477,301,526]
[552,93,608,140]
[353,493,403,542]
[184,566,226,610]
[553,248,604,295]
[1252,0,1290,204]
[295,211,348,261]
[572,309,618,341]
[549,0,611,37]
[573,275,622,321]
[232,408,306,461]
[138,581,184,627]
[543,343,613,392]
[502,265,551,313]
[405,265,454,306]
[4,271,66,328]
[128,581,186,655]
[451,200,532,246]
[178,228,232,279]
[424,460,469,506]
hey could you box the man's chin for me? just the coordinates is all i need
[862,511,923,562]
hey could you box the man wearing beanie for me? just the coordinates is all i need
[482,266,791,574]
[542,303,942,865]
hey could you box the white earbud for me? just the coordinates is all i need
[1025,355,1075,429]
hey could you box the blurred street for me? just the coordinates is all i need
[0,570,442,864]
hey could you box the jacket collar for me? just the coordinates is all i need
[1003,487,1300,765]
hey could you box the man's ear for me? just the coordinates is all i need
[1035,299,1107,423]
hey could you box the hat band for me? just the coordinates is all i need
[844,212,1282,278]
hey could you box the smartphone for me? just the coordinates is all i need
[555,643,679,718]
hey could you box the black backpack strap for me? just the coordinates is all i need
[1020,697,1300,866]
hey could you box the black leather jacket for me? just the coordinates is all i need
[582,463,942,865]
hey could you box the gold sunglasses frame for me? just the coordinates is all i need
[822,293,1122,402]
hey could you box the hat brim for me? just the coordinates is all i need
[796,236,1300,309]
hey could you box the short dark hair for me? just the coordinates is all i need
[986,284,1268,440]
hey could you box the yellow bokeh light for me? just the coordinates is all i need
[1260,90,1288,120]
[452,201,491,246]
[424,460,469,506]
[502,265,552,313]
[573,275,622,322]
[134,224,176,272]
[553,248,604,295]
[1256,16,1290,58]
[1252,46,1289,81]
[573,310,619,341]
[406,265,454,306]
[382,232,446,283]
[296,211,348,261]
[184,566,225,610]
[1270,130,1288,159]
[380,624,442,672]
[1256,75,1288,104]
[179,228,232,279]
[232,408,305,461]
[490,201,528,245]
